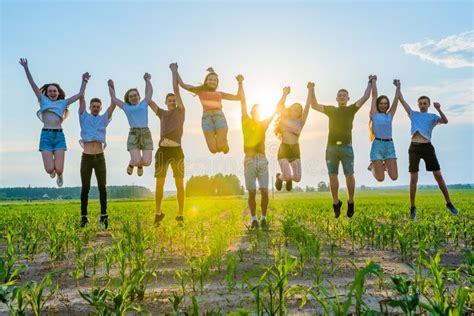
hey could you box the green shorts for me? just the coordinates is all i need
[127,128,154,151]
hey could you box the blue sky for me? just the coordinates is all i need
[1,0,473,190]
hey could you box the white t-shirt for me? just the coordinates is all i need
[36,95,69,122]
[79,110,111,147]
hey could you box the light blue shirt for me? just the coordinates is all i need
[79,111,110,146]
[372,112,393,139]
[123,100,148,128]
[36,95,69,122]
[410,110,440,141]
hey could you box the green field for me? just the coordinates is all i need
[0,190,473,315]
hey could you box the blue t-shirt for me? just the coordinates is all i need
[79,111,110,146]
[410,110,440,141]
[372,112,393,139]
[123,100,148,128]
[36,95,69,122]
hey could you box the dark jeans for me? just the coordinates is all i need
[81,153,107,216]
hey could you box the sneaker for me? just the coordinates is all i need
[410,207,417,221]
[446,203,459,215]
[80,216,89,228]
[251,220,259,230]
[99,214,108,229]
[137,166,143,177]
[50,171,56,178]
[285,180,293,191]
[347,202,355,218]
[275,173,283,191]
[333,200,342,219]
[127,165,134,175]
[260,218,268,231]
[56,174,63,187]
[176,215,184,227]
[154,213,165,226]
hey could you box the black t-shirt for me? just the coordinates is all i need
[323,104,360,145]
[241,115,271,157]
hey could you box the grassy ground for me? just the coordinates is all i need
[0,190,472,315]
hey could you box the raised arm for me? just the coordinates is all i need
[278,86,290,112]
[221,76,243,101]
[67,72,90,105]
[19,58,42,102]
[354,76,373,108]
[79,95,86,115]
[310,83,326,112]
[236,75,248,117]
[301,83,312,126]
[106,101,117,119]
[370,75,378,116]
[170,63,184,110]
[389,79,400,117]
[107,79,125,109]
[434,102,448,124]
[144,72,153,104]
[148,100,159,114]
[176,70,198,92]
[398,81,412,115]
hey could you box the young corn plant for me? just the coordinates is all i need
[347,259,381,315]
[26,271,59,316]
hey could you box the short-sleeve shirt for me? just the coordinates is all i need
[197,91,223,111]
[36,95,70,122]
[323,104,360,145]
[156,106,185,145]
[410,111,440,141]
[123,100,148,128]
[372,112,393,139]
[242,115,271,157]
[79,111,110,146]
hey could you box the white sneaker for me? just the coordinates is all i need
[56,174,63,187]
[50,171,56,178]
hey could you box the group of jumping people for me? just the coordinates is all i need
[19,58,459,230]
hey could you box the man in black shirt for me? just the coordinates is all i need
[310,77,374,218]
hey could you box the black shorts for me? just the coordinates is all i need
[408,142,440,173]
[277,143,301,162]
[154,146,185,178]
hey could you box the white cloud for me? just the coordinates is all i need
[401,30,474,68]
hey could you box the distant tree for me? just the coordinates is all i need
[186,174,244,197]
[306,185,316,192]
[317,181,329,192]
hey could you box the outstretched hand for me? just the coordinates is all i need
[307,82,315,89]
[143,72,151,81]
[107,79,115,89]
[393,79,400,88]
[82,72,91,82]
[19,58,28,68]
[207,67,215,73]
[369,75,377,82]
[283,86,291,95]
[433,102,441,110]
[236,74,244,83]
[170,63,178,72]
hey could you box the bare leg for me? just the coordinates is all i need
[260,188,268,216]
[175,177,185,216]
[53,150,65,175]
[141,150,153,167]
[215,127,229,154]
[155,177,166,213]
[290,159,302,182]
[371,160,385,182]
[345,175,355,203]
[410,172,418,208]
[129,149,142,167]
[248,190,257,217]
[329,175,339,204]
[385,159,398,181]
[433,170,451,204]
[278,159,293,181]
[41,151,55,175]
[203,131,218,154]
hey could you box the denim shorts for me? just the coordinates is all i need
[325,144,354,176]
[39,129,67,152]
[201,110,228,132]
[127,128,154,151]
[370,139,397,161]
[244,156,269,190]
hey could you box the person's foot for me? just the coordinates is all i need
[446,203,459,215]
[347,202,355,218]
[410,207,417,221]
[333,200,342,219]
[80,216,89,228]
[127,164,134,175]
[275,173,283,191]
[137,166,143,177]
[154,213,165,226]
[99,214,108,229]
[56,174,63,187]
[175,215,184,227]
[285,179,293,191]
[251,220,259,230]
[260,218,268,231]
[50,171,56,178]
[222,145,229,154]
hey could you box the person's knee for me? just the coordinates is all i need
[55,166,64,175]
[98,184,107,193]
[389,173,398,181]
[433,171,443,181]
[375,173,385,182]
[216,140,228,152]
[141,158,152,167]
[292,174,301,182]
[248,190,257,198]
[45,165,55,174]
[208,143,218,153]
[130,157,141,166]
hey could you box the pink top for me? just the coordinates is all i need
[197,91,223,111]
